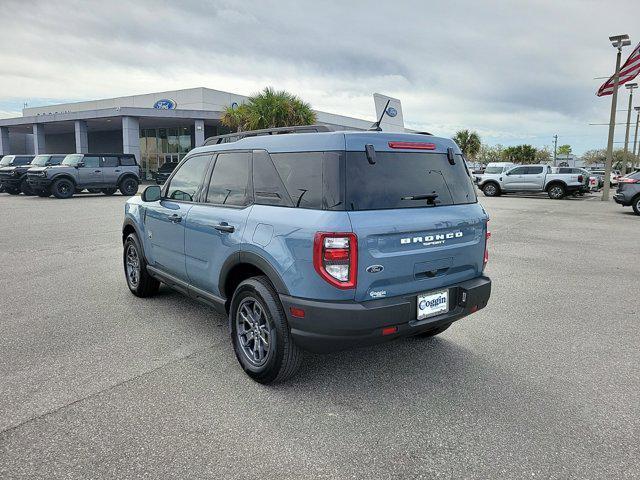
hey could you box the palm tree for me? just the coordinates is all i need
[221,87,317,132]
[453,130,482,160]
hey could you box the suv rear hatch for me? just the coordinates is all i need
[344,137,488,303]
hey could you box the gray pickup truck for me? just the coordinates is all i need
[27,153,141,198]
[480,164,588,199]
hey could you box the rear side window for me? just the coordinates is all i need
[120,156,137,166]
[345,151,476,210]
[102,156,118,167]
[205,152,251,206]
[629,171,640,180]
[270,152,343,210]
[526,166,544,174]
[166,155,211,202]
[253,150,293,207]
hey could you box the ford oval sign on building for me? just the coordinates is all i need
[153,99,177,110]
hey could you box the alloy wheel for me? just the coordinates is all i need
[236,297,272,367]
[125,244,140,288]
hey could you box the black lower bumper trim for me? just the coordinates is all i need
[280,276,491,353]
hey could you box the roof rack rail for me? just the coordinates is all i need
[203,124,334,146]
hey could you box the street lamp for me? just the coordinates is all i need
[602,34,631,201]
[622,83,638,174]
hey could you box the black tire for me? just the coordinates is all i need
[36,189,51,197]
[51,178,74,199]
[482,182,500,197]
[230,276,302,384]
[415,322,452,338]
[119,177,139,196]
[547,183,565,199]
[632,196,640,216]
[20,178,34,196]
[102,188,117,196]
[6,188,21,195]
[123,233,160,297]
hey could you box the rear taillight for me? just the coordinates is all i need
[313,232,357,289]
[483,230,491,269]
[619,177,640,184]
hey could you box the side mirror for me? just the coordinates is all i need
[77,162,85,168]
[141,185,161,202]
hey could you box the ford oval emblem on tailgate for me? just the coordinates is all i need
[366,265,384,274]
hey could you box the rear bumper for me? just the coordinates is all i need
[613,193,631,205]
[280,276,491,353]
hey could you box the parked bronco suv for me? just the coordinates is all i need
[0,155,35,194]
[27,153,141,199]
[0,154,67,196]
[122,127,492,383]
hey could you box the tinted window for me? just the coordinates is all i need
[345,152,476,210]
[270,152,343,210]
[49,156,66,165]
[629,171,640,180]
[166,155,211,202]
[508,167,527,175]
[14,156,32,166]
[253,150,293,207]
[206,152,251,206]
[102,156,118,167]
[526,166,544,174]
[484,166,504,174]
[159,162,178,173]
[83,156,100,168]
[119,156,136,166]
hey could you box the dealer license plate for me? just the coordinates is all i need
[417,289,449,320]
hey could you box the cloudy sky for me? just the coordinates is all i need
[1,0,638,154]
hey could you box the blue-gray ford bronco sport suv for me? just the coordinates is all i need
[122,127,491,383]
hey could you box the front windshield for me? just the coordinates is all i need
[62,154,83,166]
[0,155,15,166]
[31,155,50,166]
[484,167,504,174]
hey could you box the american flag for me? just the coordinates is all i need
[597,42,640,96]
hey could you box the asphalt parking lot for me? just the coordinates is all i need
[0,191,638,479]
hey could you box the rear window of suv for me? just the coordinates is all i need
[345,151,477,210]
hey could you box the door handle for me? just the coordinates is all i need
[169,214,182,223]
[94,170,101,173]
[214,222,235,233]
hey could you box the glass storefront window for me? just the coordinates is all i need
[139,126,193,178]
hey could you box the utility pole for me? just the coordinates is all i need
[553,135,558,166]
[622,83,638,174]
[602,34,631,201]
[633,106,640,168]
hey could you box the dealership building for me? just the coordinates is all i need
[0,87,374,178]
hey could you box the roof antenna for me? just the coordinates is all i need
[368,99,391,131]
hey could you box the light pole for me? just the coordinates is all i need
[622,83,638,174]
[602,34,631,201]
[553,134,558,166]
[633,106,640,168]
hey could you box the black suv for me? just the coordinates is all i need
[154,161,179,185]
[613,171,640,215]
[0,155,35,194]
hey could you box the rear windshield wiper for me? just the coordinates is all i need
[401,193,439,202]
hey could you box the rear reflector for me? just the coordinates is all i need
[382,326,398,336]
[289,307,305,318]
[388,141,436,150]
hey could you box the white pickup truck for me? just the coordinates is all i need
[479,164,589,199]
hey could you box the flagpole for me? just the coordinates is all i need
[622,84,638,175]
[602,46,623,201]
